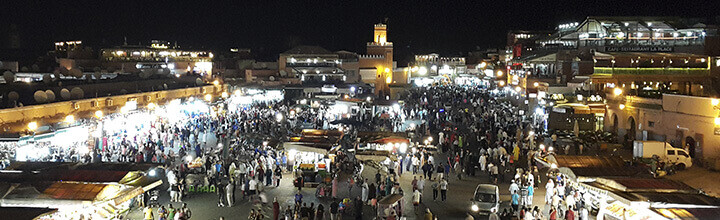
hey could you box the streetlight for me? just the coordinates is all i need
[213,80,220,86]
[64,115,75,123]
[613,88,623,96]
[418,66,428,75]
[204,94,212,102]
[28,122,38,131]
[221,92,229,98]
[94,110,103,118]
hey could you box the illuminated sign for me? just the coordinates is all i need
[605,46,673,52]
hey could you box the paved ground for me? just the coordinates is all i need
[667,166,720,197]
[124,151,552,220]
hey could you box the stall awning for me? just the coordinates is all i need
[0,207,56,220]
[378,194,403,205]
[283,142,334,154]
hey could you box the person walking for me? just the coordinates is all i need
[272,197,280,220]
[439,178,448,201]
[361,180,369,203]
[226,180,235,207]
[525,184,534,208]
[431,180,439,201]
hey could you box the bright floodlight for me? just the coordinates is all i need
[614,88,623,96]
[64,115,75,123]
[204,94,212,101]
[95,110,103,118]
[27,122,38,131]
[418,66,428,75]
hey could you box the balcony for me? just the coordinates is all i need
[593,67,709,76]
[286,62,337,68]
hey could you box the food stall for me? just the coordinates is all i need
[377,194,404,219]
[0,164,162,220]
[283,129,344,183]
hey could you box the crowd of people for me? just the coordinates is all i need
[1,83,606,219]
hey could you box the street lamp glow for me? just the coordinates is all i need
[533,82,539,87]
[276,113,284,122]
[27,122,38,131]
[515,86,522,92]
[234,90,242,96]
[64,115,75,123]
[712,99,719,106]
[386,76,392,84]
[496,70,503,77]
[499,81,505,86]
[147,103,156,110]
[613,88,623,96]
[418,67,428,75]
[94,110,103,118]
[479,62,487,68]
[221,92,229,98]
[619,104,626,110]
[213,80,220,86]
[204,94,212,101]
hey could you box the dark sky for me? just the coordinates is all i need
[3,0,719,64]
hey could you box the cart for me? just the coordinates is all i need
[376,193,403,219]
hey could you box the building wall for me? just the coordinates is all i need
[0,84,224,133]
[605,94,720,166]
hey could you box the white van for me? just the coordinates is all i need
[470,184,499,214]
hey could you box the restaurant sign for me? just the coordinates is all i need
[605,46,673,52]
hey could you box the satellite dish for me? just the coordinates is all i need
[3,71,15,83]
[269,76,276,81]
[7,91,19,101]
[34,90,48,103]
[42,74,52,83]
[70,87,84,99]
[163,84,168,90]
[45,90,56,102]
[60,88,71,100]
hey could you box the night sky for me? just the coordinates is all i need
[3,0,719,64]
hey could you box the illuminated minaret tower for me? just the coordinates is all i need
[366,23,394,97]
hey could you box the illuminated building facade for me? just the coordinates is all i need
[358,23,406,98]
[278,46,346,84]
[100,40,214,75]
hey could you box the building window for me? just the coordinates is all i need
[648,121,655,127]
